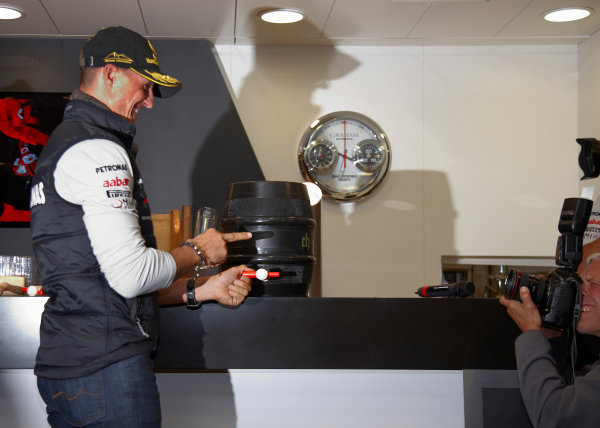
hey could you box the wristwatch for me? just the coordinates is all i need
[186,278,201,310]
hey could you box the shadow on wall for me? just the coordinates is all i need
[131,39,263,226]
[209,17,458,296]
[227,15,361,184]
[190,105,265,218]
[162,20,362,426]
[421,169,457,285]
[189,17,361,226]
[1,79,34,92]
[320,169,456,297]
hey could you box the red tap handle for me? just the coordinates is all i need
[21,286,45,296]
[241,269,280,281]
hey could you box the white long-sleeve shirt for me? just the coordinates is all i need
[54,138,176,298]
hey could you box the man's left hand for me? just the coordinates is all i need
[204,265,251,307]
[499,286,542,332]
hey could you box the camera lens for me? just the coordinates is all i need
[505,270,521,300]
[506,268,578,329]
[504,269,546,304]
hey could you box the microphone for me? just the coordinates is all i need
[415,281,475,298]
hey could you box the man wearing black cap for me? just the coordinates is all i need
[30,26,252,427]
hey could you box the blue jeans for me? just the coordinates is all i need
[37,355,161,427]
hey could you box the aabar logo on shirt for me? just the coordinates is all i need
[102,177,130,187]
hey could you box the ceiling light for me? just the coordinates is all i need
[0,4,24,20]
[259,9,305,24]
[543,7,593,22]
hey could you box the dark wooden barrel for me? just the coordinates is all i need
[220,181,316,296]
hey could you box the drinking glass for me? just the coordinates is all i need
[193,207,217,272]
[194,207,217,236]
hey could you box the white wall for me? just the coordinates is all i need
[580,31,600,139]
[578,31,600,236]
[215,44,580,297]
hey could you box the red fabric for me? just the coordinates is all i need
[0,203,31,222]
[0,99,49,146]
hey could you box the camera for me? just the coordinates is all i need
[504,197,592,330]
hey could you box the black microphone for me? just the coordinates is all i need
[415,281,475,298]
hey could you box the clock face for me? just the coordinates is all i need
[304,140,338,172]
[354,139,384,172]
[298,111,390,202]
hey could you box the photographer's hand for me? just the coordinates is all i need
[499,287,542,332]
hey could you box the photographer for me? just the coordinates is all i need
[581,212,600,269]
[500,253,600,427]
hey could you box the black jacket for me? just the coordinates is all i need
[31,92,159,379]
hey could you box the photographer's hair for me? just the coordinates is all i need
[584,252,600,267]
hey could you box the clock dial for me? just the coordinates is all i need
[298,112,390,202]
[304,140,338,172]
[354,139,386,172]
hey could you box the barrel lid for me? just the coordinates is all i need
[225,181,309,200]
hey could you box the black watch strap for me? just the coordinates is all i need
[186,278,201,310]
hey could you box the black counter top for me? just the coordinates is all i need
[0,296,521,370]
[155,297,521,370]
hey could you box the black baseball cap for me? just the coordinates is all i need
[81,26,182,98]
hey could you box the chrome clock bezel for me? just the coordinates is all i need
[303,139,339,172]
[297,111,391,202]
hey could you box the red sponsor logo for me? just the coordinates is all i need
[103,177,130,188]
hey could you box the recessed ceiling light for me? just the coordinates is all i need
[0,4,25,20]
[543,7,593,22]
[259,9,305,24]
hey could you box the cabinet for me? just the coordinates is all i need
[442,255,555,298]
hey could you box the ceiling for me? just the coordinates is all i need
[2,0,600,46]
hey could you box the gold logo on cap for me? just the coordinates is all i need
[146,41,159,67]
[104,52,133,64]
[145,70,181,86]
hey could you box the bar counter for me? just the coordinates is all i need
[0,295,533,428]
[0,296,520,370]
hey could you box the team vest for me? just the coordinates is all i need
[31,97,159,379]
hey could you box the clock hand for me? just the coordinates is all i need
[339,148,349,176]
[341,153,353,161]
[343,120,347,169]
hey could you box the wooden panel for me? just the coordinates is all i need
[152,213,172,251]
[151,205,191,252]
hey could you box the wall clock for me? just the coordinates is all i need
[298,111,391,202]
